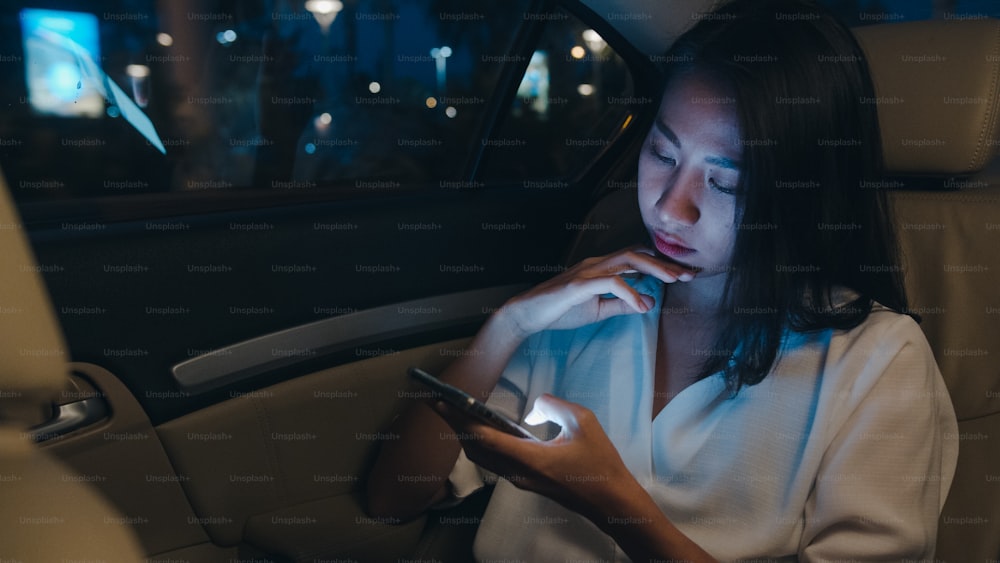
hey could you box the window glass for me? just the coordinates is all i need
[481,8,637,182]
[0,0,530,204]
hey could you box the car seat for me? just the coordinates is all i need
[0,168,146,562]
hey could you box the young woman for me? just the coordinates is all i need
[368,0,958,561]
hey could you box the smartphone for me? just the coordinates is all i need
[408,367,536,440]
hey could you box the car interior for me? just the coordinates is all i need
[1,1,998,562]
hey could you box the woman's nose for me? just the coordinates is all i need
[656,169,701,226]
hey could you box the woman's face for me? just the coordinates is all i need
[638,72,742,279]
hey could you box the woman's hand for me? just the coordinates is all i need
[432,394,720,563]
[501,247,695,338]
[433,393,632,518]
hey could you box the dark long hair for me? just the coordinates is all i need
[662,0,910,393]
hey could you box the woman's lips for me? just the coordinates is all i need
[653,233,696,258]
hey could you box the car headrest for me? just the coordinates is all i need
[0,168,68,423]
[854,19,1000,176]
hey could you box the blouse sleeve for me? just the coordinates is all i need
[798,316,959,560]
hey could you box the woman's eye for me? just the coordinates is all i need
[651,149,676,166]
[648,140,676,166]
[709,178,737,195]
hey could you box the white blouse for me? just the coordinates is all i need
[448,274,959,562]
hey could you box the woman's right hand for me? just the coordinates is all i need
[501,247,696,337]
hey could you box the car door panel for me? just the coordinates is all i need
[157,338,472,559]
[40,363,209,555]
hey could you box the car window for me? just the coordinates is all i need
[0,0,530,205]
[481,6,637,182]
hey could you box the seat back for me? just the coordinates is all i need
[854,19,1000,561]
[0,168,145,562]
[0,171,67,426]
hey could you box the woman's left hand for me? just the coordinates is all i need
[434,394,719,563]
[433,393,631,519]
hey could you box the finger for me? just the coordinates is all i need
[619,249,697,282]
[586,248,696,283]
[434,401,542,475]
[593,294,656,322]
[432,402,527,447]
[523,393,582,430]
[566,275,652,314]
[431,401,493,440]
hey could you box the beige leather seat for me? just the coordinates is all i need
[856,19,1000,562]
[567,18,1000,562]
[0,172,145,562]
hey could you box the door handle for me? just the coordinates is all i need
[29,397,108,442]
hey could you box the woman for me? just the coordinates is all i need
[368,0,958,561]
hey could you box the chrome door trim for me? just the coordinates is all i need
[30,398,109,442]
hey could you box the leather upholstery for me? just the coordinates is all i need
[854,19,1000,175]
[0,427,146,563]
[0,171,68,423]
[893,180,1000,561]
[0,166,147,563]
[157,339,471,561]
